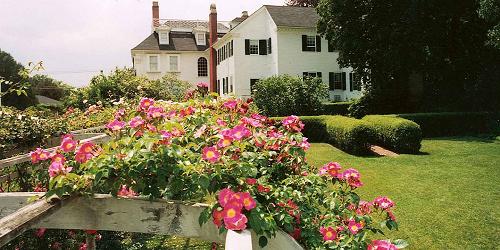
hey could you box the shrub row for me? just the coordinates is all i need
[275,115,423,155]
[363,115,422,153]
[320,102,352,116]
[396,112,500,137]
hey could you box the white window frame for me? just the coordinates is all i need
[306,36,316,50]
[159,32,169,45]
[249,40,259,55]
[148,55,160,72]
[168,55,180,72]
[196,33,206,46]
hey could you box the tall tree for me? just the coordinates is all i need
[0,49,37,109]
[286,0,319,7]
[316,0,499,115]
[479,0,500,49]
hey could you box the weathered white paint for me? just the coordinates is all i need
[214,6,363,101]
[132,50,210,86]
[0,193,304,250]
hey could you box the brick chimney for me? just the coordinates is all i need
[209,3,218,93]
[152,1,160,30]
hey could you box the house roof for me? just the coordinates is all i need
[264,5,318,28]
[161,20,229,33]
[132,32,208,51]
[132,32,225,51]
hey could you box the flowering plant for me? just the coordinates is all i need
[31,92,406,249]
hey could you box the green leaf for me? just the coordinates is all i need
[198,207,211,226]
[393,239,409,249]
[258,236,268,248]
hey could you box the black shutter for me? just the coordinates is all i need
[245,39,250,55]
[317,72,322,80]
[342,72,347,90]
[302,35,307,51]
[259,39,267,55]
[349,73,353,91]
[328,39,334,52]
[303,72,308,81]
[316,36,321,52]
[268,38,272,54]
[329,72,334,90]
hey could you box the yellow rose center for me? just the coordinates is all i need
[326,231,333,238]
[351,225,358,231]
[206,151,215,158]
[84,147,92,153]
[227,209,236,218]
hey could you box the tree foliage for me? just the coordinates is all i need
[479,0,500,49]
[286,0,318,7]
[30,74,73,101]
[317,0,500,114]
[0,49,37,109]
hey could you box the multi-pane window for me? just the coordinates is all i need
[169,55,179,72]
[197,57,208,77]
[229,76,233,93]
[229,41,233,56]
[306,36,316,50]
[249,40,259,55]
[197,33,206,45]
[149,55,159,72]
[303,72,322,81]
[331,72,342,90]
[350,72,361,91]
[250,79,260,92]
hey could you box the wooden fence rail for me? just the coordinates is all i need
[0,193,304,250]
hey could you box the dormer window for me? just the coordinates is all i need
[196,33,206,46]
[159,31,169,45]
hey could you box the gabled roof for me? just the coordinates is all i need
[264,5,318,28]
[132,32,208,51]
[161,20,229,33]
[132,32,225,51]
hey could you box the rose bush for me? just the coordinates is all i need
[31,86,406,249]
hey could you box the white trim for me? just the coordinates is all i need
[147,54,160,73]
[158,31,169,45]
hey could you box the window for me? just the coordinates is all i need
[302,35,321,52]
[229,40,233,56]
[250,79,260,92]
[148,55,159,72]
[169,55,179,72]
[197,33,206,45]
[159,32,169,45]
[302,72,322,81]
[229,76,233,93]
[223,77,229,94]
[197,57,208,77]
[249,40,259,55]
[267,38,272,54]
[217,80,220,94]
[306,36,316,49]
[350,72,361,91]
[329,72,346,90]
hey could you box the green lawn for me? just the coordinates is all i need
[306,136,500,249]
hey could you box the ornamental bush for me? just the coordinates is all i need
[363,115,422,153]
[63,69,191,109]
[29,91,405,249]
[0,106,67,158]
[252,75,328,117]
[323,116,374,155]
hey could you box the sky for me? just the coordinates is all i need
[0,0,284,87]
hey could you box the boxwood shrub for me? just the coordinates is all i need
[322,116,374,155]
[363,115,422,153]
[396,112,500,137]
[320,102,352,115]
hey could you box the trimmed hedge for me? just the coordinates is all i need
[363,115,422,153]
[321,102,351,115]
[323,116,374,155]
[396,112,500,137]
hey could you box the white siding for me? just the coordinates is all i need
[132,51,210,87]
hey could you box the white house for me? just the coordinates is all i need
[131,2,229,85]
[132,3,362,101]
